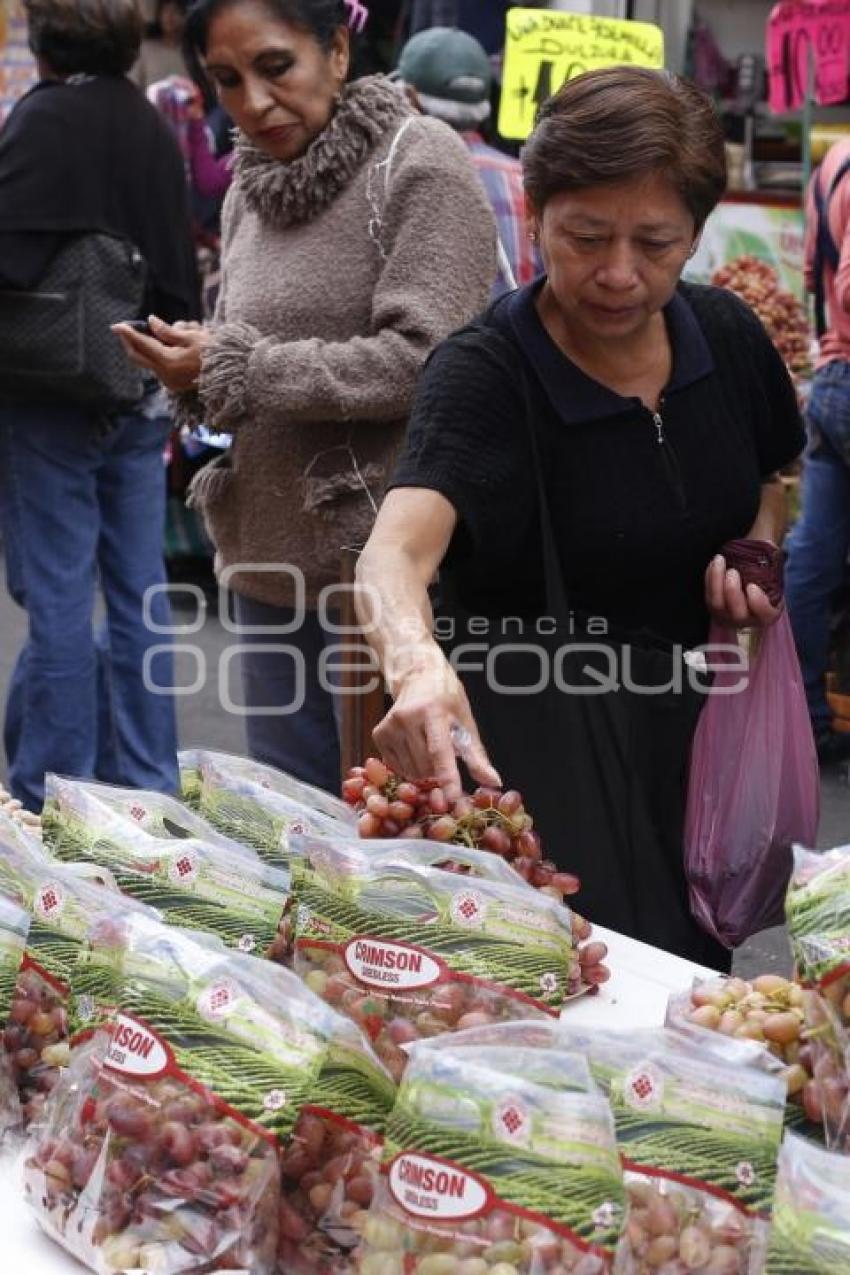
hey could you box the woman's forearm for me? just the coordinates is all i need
[746,475,788,546]
[355,542,445,698]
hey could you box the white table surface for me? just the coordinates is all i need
[0,925,718,1272]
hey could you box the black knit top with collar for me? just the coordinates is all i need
[392,280,805,649]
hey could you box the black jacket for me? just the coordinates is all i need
[0,74,198,320]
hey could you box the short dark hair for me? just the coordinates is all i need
[522,66,727,230]
[24,0,143,76]
[184,0,347,57]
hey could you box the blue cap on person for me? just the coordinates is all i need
[395,26,492,127]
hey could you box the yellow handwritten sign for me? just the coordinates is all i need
[498,8,665,140]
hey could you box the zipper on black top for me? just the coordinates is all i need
[649,398,687,509]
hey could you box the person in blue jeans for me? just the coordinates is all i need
[0,405,179,809]
[786,367,850,763]
[0,0,198,809]
[786,138,850,766]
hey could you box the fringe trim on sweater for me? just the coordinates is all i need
[186,452,233,512]
[198,321,262,429]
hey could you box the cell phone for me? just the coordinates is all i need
[122,319,153,335]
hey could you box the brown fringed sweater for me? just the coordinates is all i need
[182,76,497,609]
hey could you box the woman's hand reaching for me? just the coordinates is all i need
[112,316,210,393]
[374,655,501,803]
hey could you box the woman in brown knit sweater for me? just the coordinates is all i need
[115,0,496,792]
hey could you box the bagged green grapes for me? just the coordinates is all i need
[43,772,291,962]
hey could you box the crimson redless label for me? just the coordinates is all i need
[388,1152,491,1221]
[105,1013,171,1080]
[343,938,443,991]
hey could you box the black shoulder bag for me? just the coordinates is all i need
[0,230,148,412]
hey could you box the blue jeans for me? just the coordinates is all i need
[233,594,341,794]
[0,403,178,810]
[785,360,850,732]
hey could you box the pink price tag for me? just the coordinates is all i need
[767,0,850,113]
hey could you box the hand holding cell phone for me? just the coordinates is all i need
[111,314,211,393]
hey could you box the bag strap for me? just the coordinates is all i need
[813,155,850,337]
[465,327,572,626]
[368,115,416,260]
[496,238,518,292]
[513,348,573,628]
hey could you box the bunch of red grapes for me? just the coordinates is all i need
[342,758,580,900]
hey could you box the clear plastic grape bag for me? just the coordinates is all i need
[599,1039,786,1275]
[25,916,395,1275]
[665,975,807,1098]
[0,894,30,1140]
[0,808,47,857]
[0,829,156,1125]
[293,834,608,998]
[43,772,292,963]
[464,1027,787,1274]
[786,843,850,1040]
[290,836,577,1081]
[783,843,850,1147]
[191,753,355,868]
[765,1132,850,1273]
[356,1043,626,1275]
[43,772,252,855]
[180,748,355,826]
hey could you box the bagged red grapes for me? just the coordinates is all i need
[0,893,30,1138]
[356,1041,627,1275]
[192,752,355,868]
[784,843,850,1147]
[440,1026,788,1274]
[579,1034,786,1275]
[0,825,156,1125]
[26,916,395,1274]
[290,836,577,1080]
[43,772,292,963]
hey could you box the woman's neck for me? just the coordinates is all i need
[537,284,672,408]
[537,284,671,402]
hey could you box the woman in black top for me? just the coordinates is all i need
[356,68,805,967]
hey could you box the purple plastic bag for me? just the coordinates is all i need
[685,612,819,948]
